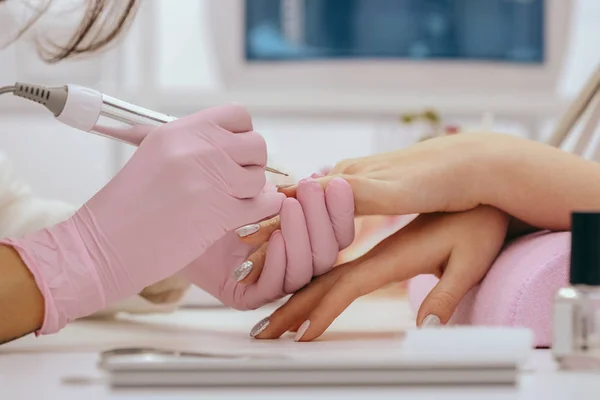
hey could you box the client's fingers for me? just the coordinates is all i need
[292,271,365,342]
[235,216,281,245]
[416,249,483,327]
[284,220,449,342]
[234,242,268,284]
[242,231,287,310]
[252,265,349,339]
[288,321,303,333]
[296,178,339,275]
[416,209,508,327]
[255,229,415,341]
[291,252,412,342]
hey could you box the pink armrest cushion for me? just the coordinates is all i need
[407,231,570,347]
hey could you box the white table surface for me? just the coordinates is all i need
[1,298,600,399]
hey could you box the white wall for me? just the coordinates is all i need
[0,0,598,206]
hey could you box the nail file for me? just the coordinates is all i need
[98,327,533,387]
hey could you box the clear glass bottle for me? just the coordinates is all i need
[553,212,600,370]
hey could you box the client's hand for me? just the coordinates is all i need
[280,133,599,231]
[281,133,495,215]
[252,206,509,341]
[180,177,356,311]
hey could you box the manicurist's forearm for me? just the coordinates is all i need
[0,245,44,344]
[484,138,600,231]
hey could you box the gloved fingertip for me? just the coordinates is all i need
[328,176,352,189]
[296,178,325,204]
[297,177,318,187]
[325,179,355,250]
[326,178,355,214]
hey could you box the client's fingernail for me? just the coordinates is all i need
[236,224,260,238]
[294,320,310,342]
[421,314,441,327]
[276,184,294,189]
[250,317,270,338]
[233,261,253,282]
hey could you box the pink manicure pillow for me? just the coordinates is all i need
[408,231,571,348]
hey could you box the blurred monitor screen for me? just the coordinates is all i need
[244,0,544,64]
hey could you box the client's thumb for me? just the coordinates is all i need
[415,252,478,327]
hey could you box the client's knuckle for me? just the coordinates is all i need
[334,159,355,174]
[338,159,364,175]
[341,174,364,188]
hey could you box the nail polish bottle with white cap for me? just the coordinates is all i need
[553,212,600,370]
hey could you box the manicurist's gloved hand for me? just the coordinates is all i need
[1,104,284,334]
[179,176,355,321]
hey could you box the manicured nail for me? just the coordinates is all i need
[250,317,270,338]
[421,314,441,327]
[276,184,293,189]
[236,224,259,238]
[233,261,253,282]
[294,320,310,342]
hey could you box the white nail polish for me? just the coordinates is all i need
[250,317,270,338]
[236,224,260,238]
[233,261,253,282]
[422,314,441,327]
[295,320,310,342]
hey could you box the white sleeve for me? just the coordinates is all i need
[0,152,77,239]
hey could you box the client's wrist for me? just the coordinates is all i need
[466,136,511,210]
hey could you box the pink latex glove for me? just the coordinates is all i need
[180,177,356,312]
[1,104,284,334]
